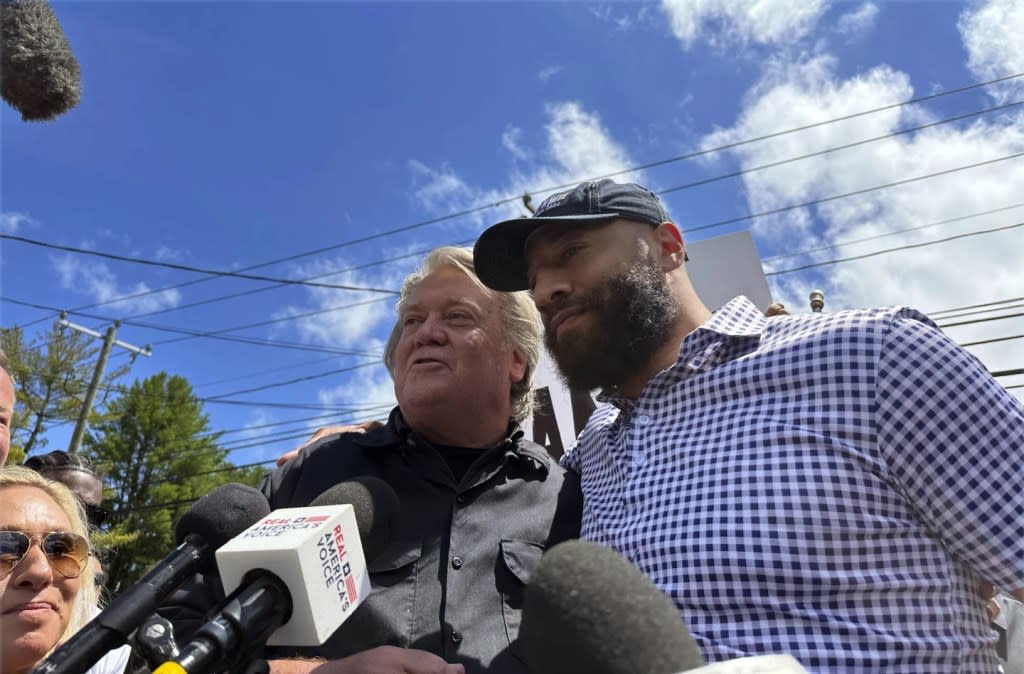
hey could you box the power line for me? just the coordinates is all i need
[932,303,1024,323]
[765,221,1024,276]
[1,296,375,356]
[0,234,400,295]
[676,151,1024,235]
[938,312,1024,330]
[762,203,1024,264]
[147,296,393,350]
[928,296,1024,317]
[194,354,343,390]
[203,360,381,400]
[961,334,1024,348]
[77,100,1023,328]
[123,241,470,323]
[40,72,1024,321]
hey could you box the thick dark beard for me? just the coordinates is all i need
[545,255,679,392]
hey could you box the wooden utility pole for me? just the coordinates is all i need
[59,312,152,453]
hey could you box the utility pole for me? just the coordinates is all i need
[59,312,152,454]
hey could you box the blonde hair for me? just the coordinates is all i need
[383,246,541,424]
[0,466,97,652]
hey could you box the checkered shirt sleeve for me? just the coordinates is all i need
[875,312,1024,591]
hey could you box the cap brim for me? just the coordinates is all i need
[473,213,620,292]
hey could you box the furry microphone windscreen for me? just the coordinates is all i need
[1,0,81,121]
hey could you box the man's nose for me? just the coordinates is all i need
[532,270,571,314]
[412,314,449,346]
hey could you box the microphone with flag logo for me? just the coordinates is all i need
[153,477,399,674]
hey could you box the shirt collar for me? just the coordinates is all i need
[354,407,549,474]
[597,296,766,411]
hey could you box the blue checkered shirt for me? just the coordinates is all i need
[561,296,1024,672]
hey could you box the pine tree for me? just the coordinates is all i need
[0,323,128,462]
[84,372,266,592]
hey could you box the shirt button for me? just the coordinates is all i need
[451,556,464,570]
[455,494,466,506]
[638,414,651,425]
[633,453,647,467]
[451,631,463,645]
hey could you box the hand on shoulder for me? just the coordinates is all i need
[275,420,386,466]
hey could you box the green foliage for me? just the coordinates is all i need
[83,372,268,592]
[0,323,128,459]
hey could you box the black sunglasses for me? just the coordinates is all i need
[83,503,109,528]
[0,530,91,581]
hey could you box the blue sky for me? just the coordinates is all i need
[2,0,1022,470]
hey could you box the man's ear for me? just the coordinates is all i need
[653,222,686,271]
[508,345,528,384]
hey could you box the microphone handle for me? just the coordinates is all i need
[34,536,208,674]
[155,572,292,674]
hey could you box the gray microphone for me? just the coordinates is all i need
[519,540,705,674]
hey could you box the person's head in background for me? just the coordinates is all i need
[1,347,16,466]
[23,451,108,530]
[0,466,96,674]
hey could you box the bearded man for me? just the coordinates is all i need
[473,178,1024,673]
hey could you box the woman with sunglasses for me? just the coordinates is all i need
[1,466,96,674]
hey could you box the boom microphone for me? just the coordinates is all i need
[155,477,400,674]
[33,484,271,674]
[0,0,81,120]
[519,540,704,674]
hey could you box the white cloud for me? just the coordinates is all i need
[696,53,1024,383]
[502,126,529,161]
[1,212,36,233]
[51,254,182,315]
[958,0,1024,104]
[589,4,648,31]
[154,245,189,262]
[408,159,476,215]
[538,65,562,82]
[316,364,397,424]
[661,0,829,49]
[407,101,646,232]
[273,249,417,352]
[834,2,878,36]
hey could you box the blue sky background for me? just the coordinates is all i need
[3,0,1022,471]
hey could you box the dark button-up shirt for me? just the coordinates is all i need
[261,408,582,674]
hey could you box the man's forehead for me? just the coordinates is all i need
[404,270,491,311]
[525,219,627,259]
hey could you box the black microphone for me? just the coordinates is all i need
[33,484,271,674]
[519,540,705,674]
[0,0,81,120]
[159,477,400,674]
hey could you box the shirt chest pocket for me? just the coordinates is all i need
[328,539,422,652]
[496,539,544,645]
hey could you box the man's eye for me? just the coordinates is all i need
[403,316,423,327]
[447,312,472,321]
[561,244,583,260]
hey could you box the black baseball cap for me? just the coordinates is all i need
[473,179,679,292]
